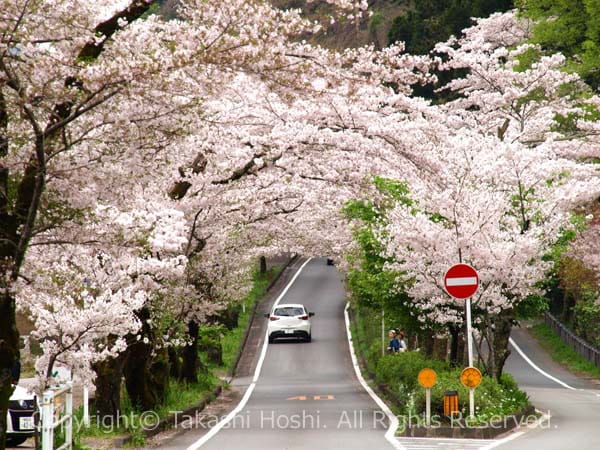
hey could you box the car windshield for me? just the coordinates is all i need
[273,307,304,316]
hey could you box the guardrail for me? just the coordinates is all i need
[544,311,600,367]
[41,382,73,450]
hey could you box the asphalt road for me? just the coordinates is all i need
[498,327,600,450]
[170,258,391,450]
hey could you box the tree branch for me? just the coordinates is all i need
[77,0,158,61]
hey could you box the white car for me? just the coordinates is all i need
[6,385,36,447]
[265,303,314,343]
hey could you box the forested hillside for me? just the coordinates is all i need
[268,1,514,51]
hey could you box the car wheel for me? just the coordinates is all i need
[305,334,312,343]
[7,436,28,447]
[268,336,275,344]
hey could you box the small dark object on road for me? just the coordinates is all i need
[326,258,334,265]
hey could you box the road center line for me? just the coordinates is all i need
[508,337,577,391]
[187,257,313,450]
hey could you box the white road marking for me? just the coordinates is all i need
[397,437,500,450]
[479,409,551,450]
[508,337,578,391]
[445,277,477,286]
[344,302,404,450]
[187,258,313,450]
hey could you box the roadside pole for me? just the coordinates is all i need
[469,388,475,417]
[381,308,385,356]
[426,388,431,426]
[417,368,437,427]
[466,296,473,367]
[444,264,479,419]
[460,367,482,419]
[466,297,475,418]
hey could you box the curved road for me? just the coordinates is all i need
[166,258,391,450]
[498,327,600,450]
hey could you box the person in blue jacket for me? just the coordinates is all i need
[388,330,400,353]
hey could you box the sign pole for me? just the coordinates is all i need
[425,388,431,426]
[381,308,385,356]
[469,388,475,418]
[466,296,473,367]
[445,264,480,420]
[417,369,437,427]
[466,296,475,417]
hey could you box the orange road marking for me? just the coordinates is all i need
[313,395,335,400]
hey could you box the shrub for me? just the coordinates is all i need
[376,352,448,395]
[408,367,529,421]
[373,352,528,421]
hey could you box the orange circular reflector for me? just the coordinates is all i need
[417,368,437,388]
[460,367,482,388]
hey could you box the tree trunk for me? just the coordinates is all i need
[123,308,170,411]
[448,324,460,366]
[0,291,19,450]
[492,311,513,380]
[456,332,465,366]
[124,344,170,411]
[92,352,128,421]
[432,337,448,361]
[169,348,182,380]
[421,332,435,357]
[181,321,205,383]
[259,256,267,274]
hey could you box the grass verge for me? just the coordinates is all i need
[529,322,600,380]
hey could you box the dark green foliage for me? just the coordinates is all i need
[199,324,226,366]
[387,0,513,100]
[573,296,600,348]
[352,303,529,420]
[388,0,514,55]
[518,0,600,89]
[407,368,528,420]
[514,294,549,320]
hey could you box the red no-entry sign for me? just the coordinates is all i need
[444,264,479,299]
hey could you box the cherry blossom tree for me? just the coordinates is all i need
[2,0,436,437]
[375,11,600,378]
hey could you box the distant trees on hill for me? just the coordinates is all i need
[388,0,513,54]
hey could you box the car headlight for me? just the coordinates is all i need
[17,399,28,409]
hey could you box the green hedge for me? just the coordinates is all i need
[351,303,529,423]
[374,352,529,422]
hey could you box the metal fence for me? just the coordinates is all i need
[41,382,73,450]
[544,312,600,367]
